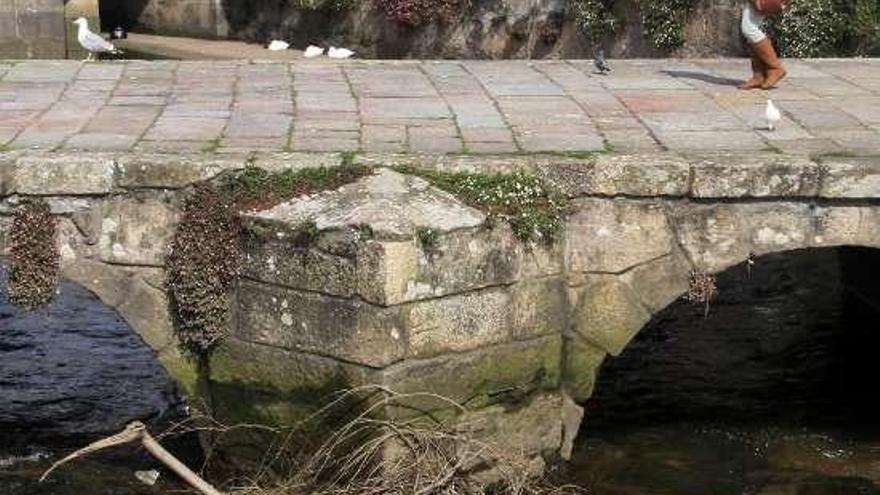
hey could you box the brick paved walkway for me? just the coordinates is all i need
[1,59,878,156]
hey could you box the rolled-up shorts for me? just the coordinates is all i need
[741,2,767,44]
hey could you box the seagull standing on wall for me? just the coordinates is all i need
[72,17,121,61]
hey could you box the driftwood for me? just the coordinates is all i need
[39,421,224,495]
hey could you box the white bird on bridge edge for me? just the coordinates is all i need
[765,99,781,131]
[72,17,121,61]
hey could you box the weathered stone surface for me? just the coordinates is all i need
[560,394,584,460]
[254,168,486,240]
[673,202,812,273]
[671,203,751,274]
[240,221,364,299]
[12,154,115,195]
[568,198,673,274]
[562,333,606,401]
[242,218,532,306]
[0,215,11,255]
[236,279,406,368]
[455,393,564,463]
[96,195,180,266]
[210,337,378,397]
[0,152,17,196]
[690,153,821,198]
[116,154,248,189]
[408,287,511,359]
[510,277,569,341]
[61,259,175,353]
[819,157,880,198]
[538,154,690,197]
[570,275,651,356]
[382,335,562,413]
[621,250,692,313]
[157,347,200,399]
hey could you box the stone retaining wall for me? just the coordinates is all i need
[0,0,66,59]
[2,150,878,473]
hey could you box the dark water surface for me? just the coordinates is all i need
[0,263,190,494]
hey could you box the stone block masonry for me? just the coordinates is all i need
[0,0,66,59]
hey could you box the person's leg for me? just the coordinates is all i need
[740,3,766,89]
[741,2,787,89]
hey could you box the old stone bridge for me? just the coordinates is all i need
[1,59,879,471]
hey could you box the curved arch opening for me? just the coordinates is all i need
[568,246,880,494]
[0,261,191,493]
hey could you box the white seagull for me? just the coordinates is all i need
[72,17,121,61]
[328,47,354,59]
[303,45,325,58]
[765,99,781,131]
[267,40,289,51]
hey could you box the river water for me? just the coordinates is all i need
[0,263,190,494]
[2,248,879,494]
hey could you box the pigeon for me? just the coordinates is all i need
[765,99,781,131]
[593,49,611,75]
[267,40,289,51]
[72,17,120,61]
[328,47,355,59]
[303,45,325,58]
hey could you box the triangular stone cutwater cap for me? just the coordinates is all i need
[251,168,486,239]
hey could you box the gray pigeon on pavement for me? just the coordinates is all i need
[594,49,612,75]
[72,17,121,61]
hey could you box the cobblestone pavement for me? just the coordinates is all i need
[1,58,878,156]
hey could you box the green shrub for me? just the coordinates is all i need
[570,0,619,43]
[767,0,847,57]
[637,0,693,50]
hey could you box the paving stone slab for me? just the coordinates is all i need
[0,59,877,156]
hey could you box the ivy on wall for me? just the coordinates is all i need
[7,200,59,311]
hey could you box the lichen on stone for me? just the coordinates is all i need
[7,199,59,310]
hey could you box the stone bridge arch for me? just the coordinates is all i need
[564,199,880,406]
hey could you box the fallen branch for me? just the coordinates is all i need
[39,421,224,495]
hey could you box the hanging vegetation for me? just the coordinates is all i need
[166,184,240,355]
[7,199,59,310]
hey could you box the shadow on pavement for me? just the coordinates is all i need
[662,70,741,87]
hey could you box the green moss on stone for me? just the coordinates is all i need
[393,166,570,244]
